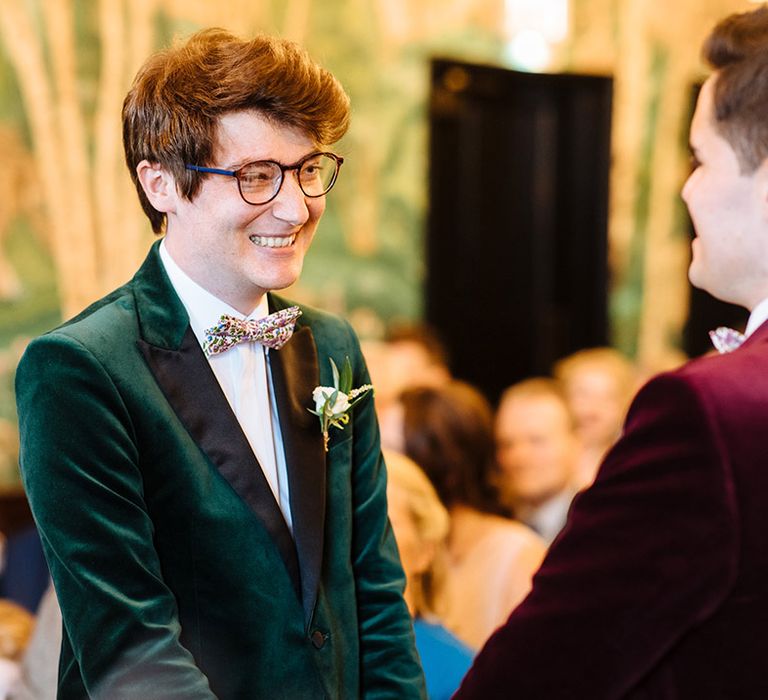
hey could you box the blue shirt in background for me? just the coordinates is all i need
[414,618,474,700]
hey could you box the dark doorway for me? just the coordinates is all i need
[426,59,613,403]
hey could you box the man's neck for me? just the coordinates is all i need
[161,237,266,315]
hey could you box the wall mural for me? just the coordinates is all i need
[0,0,753,483]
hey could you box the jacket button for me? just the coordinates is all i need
[310,630,327,649]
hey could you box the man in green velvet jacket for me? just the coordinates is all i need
[16,29,425,699]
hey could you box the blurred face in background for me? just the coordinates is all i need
[495,394,578,508]
[374,340,451,414]
[378,398,405,453]
[563,367,627,450]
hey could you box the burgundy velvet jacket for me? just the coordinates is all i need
[455,321,768,699]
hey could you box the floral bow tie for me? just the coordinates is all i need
[709,326,745,354]
[203,306,302,357]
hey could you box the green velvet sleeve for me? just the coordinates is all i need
[16,332,216,698]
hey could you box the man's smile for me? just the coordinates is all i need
[249,233,297,248]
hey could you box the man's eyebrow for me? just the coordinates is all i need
[226,158,258,170]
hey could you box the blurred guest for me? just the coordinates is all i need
[495,379,579,544]
[395,382,546,649]
[384,450,473,700]
[0,527,48,615]
[375,323,451,413]
[553,347,637,489]
[9,584,60,700]
[0,600,33,699]
[384,323,451,388]
[359,338,390,395]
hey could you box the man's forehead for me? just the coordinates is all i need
[500,393,570,422]
[213,110,316,161]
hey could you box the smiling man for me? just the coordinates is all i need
[454,6,768,699]
[16,30,425,699]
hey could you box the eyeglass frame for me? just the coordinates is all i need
[185,151,344,206]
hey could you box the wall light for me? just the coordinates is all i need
[504,0,569,71]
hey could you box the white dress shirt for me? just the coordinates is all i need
[159,241,293,531]
[515,489,576,545]
[746,296,768,338]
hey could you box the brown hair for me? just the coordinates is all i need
[384,322,451,370]
[703,6,768,172]
[123,28,351,232]
[399,381,506,514]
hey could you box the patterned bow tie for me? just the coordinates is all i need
[709,326,745,354]
[203,306,302,357]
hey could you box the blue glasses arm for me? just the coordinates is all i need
[185,164,237,176]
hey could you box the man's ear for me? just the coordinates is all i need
[136,160,178,214]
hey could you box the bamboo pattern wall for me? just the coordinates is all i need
[0,0,756,482]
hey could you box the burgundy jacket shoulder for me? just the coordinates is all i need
[454,326,768,699]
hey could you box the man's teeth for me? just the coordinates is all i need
[249,234,296,248]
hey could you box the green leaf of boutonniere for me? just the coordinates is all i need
[309,356,374,452]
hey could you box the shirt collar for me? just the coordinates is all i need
[745,296,768,338]
[158,239,269,347]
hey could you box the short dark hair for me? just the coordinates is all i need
[384,323,451,370]
[123,29,351,232]
[703,6,768,172]
[399,381,505,514]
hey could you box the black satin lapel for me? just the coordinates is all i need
[137,328,301,600]
[269,325,326,624]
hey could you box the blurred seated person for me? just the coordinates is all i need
[0,600,34,699]
[0,527,48,614]
[374,323,451,417]
[495,379,580,545]
[384,450,473,700]
[9,584,60,700]
[553,347,637,489]
[377,324,452,452]
[393,381,546,649]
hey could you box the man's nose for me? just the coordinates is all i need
[271,171,310,224]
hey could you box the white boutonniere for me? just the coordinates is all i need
[310,357,373,452]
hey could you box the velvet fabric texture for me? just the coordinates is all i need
[455,322,768,699]
[16,242,425,699]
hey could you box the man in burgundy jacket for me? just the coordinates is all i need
[455,6,768,699]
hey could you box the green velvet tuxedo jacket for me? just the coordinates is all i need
[16,242,426,699]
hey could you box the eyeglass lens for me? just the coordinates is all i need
[238,153,339,204]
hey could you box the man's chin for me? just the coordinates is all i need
[689,266,744,307]
[687,259,707,292]
[260,270,303,295]
[254,258,306,292]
